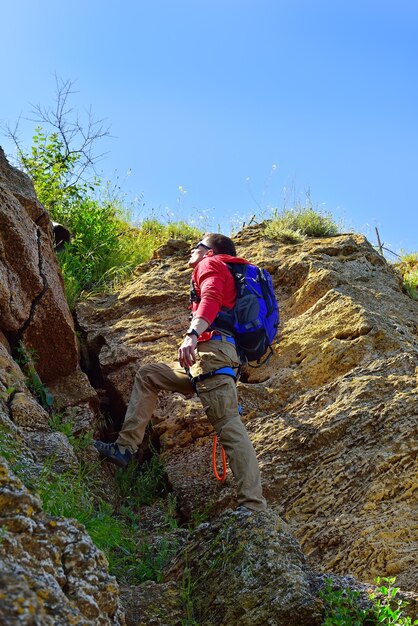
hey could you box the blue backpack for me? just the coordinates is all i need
[213,263,279,365]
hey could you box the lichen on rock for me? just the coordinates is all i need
[0,459,125,625]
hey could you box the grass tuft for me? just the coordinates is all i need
[266,206,340,243]
[397,252,418,300]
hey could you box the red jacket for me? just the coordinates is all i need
[191,254,250,342]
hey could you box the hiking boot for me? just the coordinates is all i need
[94,440,133,468]
[232,505,254,516]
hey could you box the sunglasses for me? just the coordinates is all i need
[191,241,212,252]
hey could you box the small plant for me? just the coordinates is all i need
[115,452,168,508]
[320,578,370,625]
[271,226,306,244]
[162,493,179,531]
[397,252,418,301]
[181,564,199,626]
[48,412,93,451]
[0,425,21,464]
[26,369,53,410]
[0,386,15,401]
[370,578,418,626]
[266,206,340,243]
[117,530,177,585]
[320,577,418,626]
[14,343,53,410]
[37,460,99,523]
[188,503,214,529]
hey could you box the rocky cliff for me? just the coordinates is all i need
[77,227,418,594]
[1,147,417,625]
[0,147,99,432]
[0,149,123,624]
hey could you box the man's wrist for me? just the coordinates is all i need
[185,328,199,338]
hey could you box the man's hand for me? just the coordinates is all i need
[178,334,198,369]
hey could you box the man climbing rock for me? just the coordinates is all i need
[94,233,267,513]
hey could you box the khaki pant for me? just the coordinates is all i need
[117,338,267,511]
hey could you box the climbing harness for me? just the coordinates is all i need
[212,435,227,482]
[187,364,239,391]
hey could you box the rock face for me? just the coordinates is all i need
[0,149,117,624]
[0,144,99,437]
[0,457,124,625]
[0,146,78,383]
[77,226,418,591]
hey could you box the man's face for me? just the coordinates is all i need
[188,238,213,268]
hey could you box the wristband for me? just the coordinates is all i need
[185,328,199,338]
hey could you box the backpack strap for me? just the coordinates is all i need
[190,278,199,304]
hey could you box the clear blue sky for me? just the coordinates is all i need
[2,0,417,255]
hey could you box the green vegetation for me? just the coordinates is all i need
[0,424,36,489]
[14,343,53,410]
[370,578,418,626]
[35,452,179,584]
[1,410,179,585]
[397,252,418,301]
[0,425,22,466]
[7,79,201,309]
[181,564,200,626]
[320,577,418,626]
[115,453,168,507]
[266,206,340,243]
[0,387,15,401]
[48,412,93,451]
[20,127,200,308]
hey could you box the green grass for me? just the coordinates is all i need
[0,424,41,491]
[0,425,22,465]
[1,418,179,585]
[33,451,179,584]
[266,206,340,243]
[115,453,169,508]
[58,212,202,309]
[181,564,200,626]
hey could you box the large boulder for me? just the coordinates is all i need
[167,509,322,626]
[0,146,78,383]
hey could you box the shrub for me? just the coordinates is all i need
[320,578,370,625]
[53,195,201,308]
[266,206,340,243]
[320,577,418,625]
[9,103,202,309]
[397,252,418,301]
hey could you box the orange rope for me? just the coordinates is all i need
[212,435,227,481]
